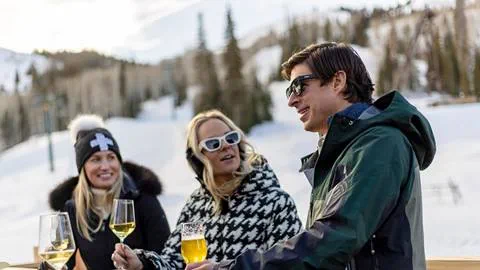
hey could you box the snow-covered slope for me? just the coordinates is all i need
[1,44,479,265]
[117,0,457,63]
[0,47,50,93]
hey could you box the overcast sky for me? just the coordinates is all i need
[0,0,455,56]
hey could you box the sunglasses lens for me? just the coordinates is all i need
[204,139,220,151]
[293,82,302,95]
[225,132,240,145]
[286,87,292,98]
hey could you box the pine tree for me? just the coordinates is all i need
[310,21,320,44]
[16,94,30,142]
[27,63,41,93]
[144,85,153,101]
[1,109,14,148]
[14,70,20,92]
[276,18,303,81]
[13,70,30,142]
[323,19,332,41]
[173,57,187,107]
[249,67,273,123]
[351,11,370,46]
[118,61,128,116]
[442,28,461,97]
[288,19,303,53]
[194,12,223,114]
[426,27,443,92]
[474,50,480,101]
[455,0,470,96]
[338,20,350,42]
[377,32,397,95]
[222,5,250,131]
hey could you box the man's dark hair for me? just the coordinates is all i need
[281,42,375,103]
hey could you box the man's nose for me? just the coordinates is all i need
[288,93,298,107]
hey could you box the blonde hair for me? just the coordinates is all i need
[73,169,123,241]
[186,109,263,214]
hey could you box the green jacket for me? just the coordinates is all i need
[220,91,436,270]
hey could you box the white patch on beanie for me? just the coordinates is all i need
[68,114,105,143]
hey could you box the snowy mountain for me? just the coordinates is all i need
[0,47,50,93]
[114,0,457,63]
[0,44,479,264]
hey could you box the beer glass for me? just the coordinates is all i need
[181,221,207,264]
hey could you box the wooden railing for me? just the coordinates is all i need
[427,257,480,270]
[2,258,480,269]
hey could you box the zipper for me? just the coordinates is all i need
[370,234,379,270]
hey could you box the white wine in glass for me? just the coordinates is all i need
[38,212,76,270]
[109,199,136,243]
[181,221,207,264]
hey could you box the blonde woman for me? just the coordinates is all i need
[111,109,302,270]
[47,115,170,269]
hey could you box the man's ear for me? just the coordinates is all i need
[333,70,347,94]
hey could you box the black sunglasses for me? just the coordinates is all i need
[199,131,241,152]
[285,74,318,99]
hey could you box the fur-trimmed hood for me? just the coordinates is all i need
[49,161,163,211]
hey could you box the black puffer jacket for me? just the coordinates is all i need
[48,161,171,270]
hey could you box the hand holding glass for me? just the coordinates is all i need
[38,212,76,270]
[109,199,136,243]
[181,221,207,264]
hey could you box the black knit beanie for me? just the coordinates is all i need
[74,127,122,172]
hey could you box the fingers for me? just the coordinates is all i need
[185,261,210,270]
[115,243,131,257]
[111,251,128,268]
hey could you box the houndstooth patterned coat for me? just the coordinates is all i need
[136,162,303,269]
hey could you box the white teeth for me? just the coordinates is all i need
[222,155,233,160]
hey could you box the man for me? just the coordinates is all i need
[187,42,436,270]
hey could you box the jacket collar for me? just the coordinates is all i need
[120,172,139,199]
[300,102,371,173]
[49,161,163,211]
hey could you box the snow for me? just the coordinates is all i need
[0,47,50,93]
[114,0,458,63]
[244,45,282,84]
[1,41,479,265]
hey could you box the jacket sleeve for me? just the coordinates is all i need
[222,130,412,270]
[135,192,199,270]
[264,190,303,249]
[137,194,171,253]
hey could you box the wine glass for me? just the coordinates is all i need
[109,199,136,243]
[38,212,76,270]
[180,221,207,264]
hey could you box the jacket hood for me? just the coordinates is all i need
[49,161,163,211]
[195,161,281,199]
[366,91,436,170]
[310,91,436,173]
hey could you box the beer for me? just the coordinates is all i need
[181,236,207,264]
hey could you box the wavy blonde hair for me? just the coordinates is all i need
[73,169,123,241]
[186,109,263,214]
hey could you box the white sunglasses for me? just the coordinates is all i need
[199,131,241,152]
